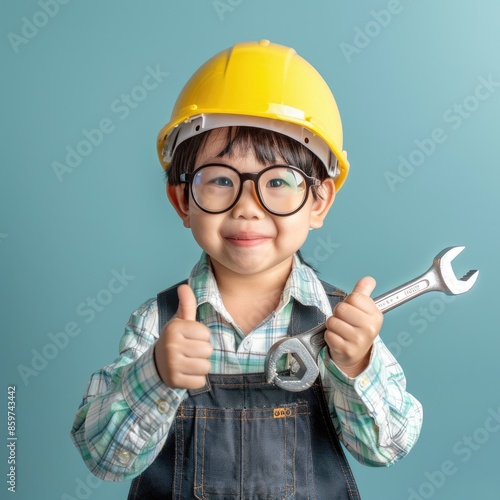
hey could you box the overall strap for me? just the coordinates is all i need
[287,280,347,337]
[320,279,348,309]
[156,279,187,333]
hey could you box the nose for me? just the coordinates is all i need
[230,179,266,219]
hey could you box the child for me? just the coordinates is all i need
[71,40,423,499]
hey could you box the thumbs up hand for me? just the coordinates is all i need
[154,284,213,389]
[324,277,384,378]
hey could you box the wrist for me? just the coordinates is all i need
[331,349,371,378]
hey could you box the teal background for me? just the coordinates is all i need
[1,1,498,498]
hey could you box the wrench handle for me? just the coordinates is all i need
[374,273,432,313]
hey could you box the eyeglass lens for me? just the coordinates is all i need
[191,165,309,215]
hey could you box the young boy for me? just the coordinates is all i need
[71,40,423,499]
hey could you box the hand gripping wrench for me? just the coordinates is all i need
[265,246,479,392]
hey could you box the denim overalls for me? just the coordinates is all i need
[128,281,361,500]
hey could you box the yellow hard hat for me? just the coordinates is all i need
[157,40,349,190]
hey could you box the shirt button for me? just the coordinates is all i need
[157,400,170,414]
[242,338,252,351]
[358,375,370,389]
[117,450,132,465]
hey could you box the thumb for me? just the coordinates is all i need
[352,276,377,297]
[176,284,198,321]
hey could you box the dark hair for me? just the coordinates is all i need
[166,126,329,202]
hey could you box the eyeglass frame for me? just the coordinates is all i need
[179,163,322,217]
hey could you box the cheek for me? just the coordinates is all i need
[274,214,311,245]
[189,212,221,246]
[189,214,207,237]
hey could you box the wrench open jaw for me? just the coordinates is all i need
[265,246,479,392]
[434,246,479,294]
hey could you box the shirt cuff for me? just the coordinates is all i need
[122,345,186,428]
[321,340,395,446]
[321,340,387,409]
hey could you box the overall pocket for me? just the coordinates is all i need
[176,402,311,500]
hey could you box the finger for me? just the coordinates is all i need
[351,276,377,297]
[176,284,198,321]
[179,339,213,359]
[167,357,211,389]
[330,305,367,332]
[177,357,212,376]
[324,329,350,356]
[326,312,367,346]
[328,303,382,337]
[169,373,208,390]
[180,376,208,390]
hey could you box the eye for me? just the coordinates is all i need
[209,176,234,187]
[267,178,288,189]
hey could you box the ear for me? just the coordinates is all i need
[167,183,191,228]
[309,178,336,229]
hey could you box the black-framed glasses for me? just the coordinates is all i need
[180,163,321,216]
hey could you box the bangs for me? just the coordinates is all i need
[210,127,319,172]
[167,126,326,186]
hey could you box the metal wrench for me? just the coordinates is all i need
[265,246,479,392]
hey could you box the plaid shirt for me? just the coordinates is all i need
[71,252,423,481]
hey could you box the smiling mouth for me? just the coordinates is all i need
[225,233,271,246]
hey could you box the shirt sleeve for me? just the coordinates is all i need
[319,335,423,467]
[70,299,186,481]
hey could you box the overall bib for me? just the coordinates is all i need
[128,281,361,500]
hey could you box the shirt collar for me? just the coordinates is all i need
[282,254,332,316]
[188,252,331,318]
[189,252,222,304]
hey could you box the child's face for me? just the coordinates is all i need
[168,128,335,278]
